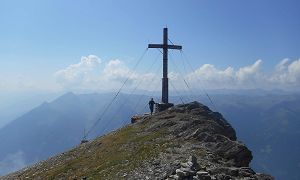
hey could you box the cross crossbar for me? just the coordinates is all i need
[148,44,182,50]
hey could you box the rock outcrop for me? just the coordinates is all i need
[3,101,273,180]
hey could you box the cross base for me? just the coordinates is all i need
[155,103,174,112]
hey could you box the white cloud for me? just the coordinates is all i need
[187,64,235,87]
[54,55,101,87]
[54,55,300,92]
[187,59,300,90]
[269,59,300,85]
[103,59,132,82]
[236,59,262,82]
[286,59,300,82]
[275,58,289,72]
[54,55,159,91]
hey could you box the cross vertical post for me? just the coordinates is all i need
[162,28,168,103]
[148,28,182,105]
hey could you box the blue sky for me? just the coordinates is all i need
[0,0,300,93]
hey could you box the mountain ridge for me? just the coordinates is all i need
[3,101,273,179]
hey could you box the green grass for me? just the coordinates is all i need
[30,124,169,179]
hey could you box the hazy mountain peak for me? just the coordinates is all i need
[51,92,80,105]
[59,92,77,99]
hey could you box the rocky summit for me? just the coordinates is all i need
[3,101,273,180]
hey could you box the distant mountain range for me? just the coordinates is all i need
[0,92,60,128]
[0,91,299,180]
[210,94,300,180]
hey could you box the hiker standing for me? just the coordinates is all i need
[148,98,155,115]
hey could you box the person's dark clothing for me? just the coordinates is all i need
[149,100,155,115]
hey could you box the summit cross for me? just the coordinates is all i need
[148,28,182,104]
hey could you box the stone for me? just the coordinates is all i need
[197,171,209,176]
[181,167,196,176]
[189,155,198,164]
[186,102,202,110]
[193,176,200,180]
[180,162,192,168]
[176,169,186,177]
[196,171,212,180]
[173,174,181,180]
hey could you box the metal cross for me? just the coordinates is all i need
[148,28,182,104]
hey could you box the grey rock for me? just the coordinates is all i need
[176,169,187,177]
[197,171,209,176]
[189,155,198,164]
[180,162,192,168]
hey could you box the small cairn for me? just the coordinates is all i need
[167,156,212,180]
